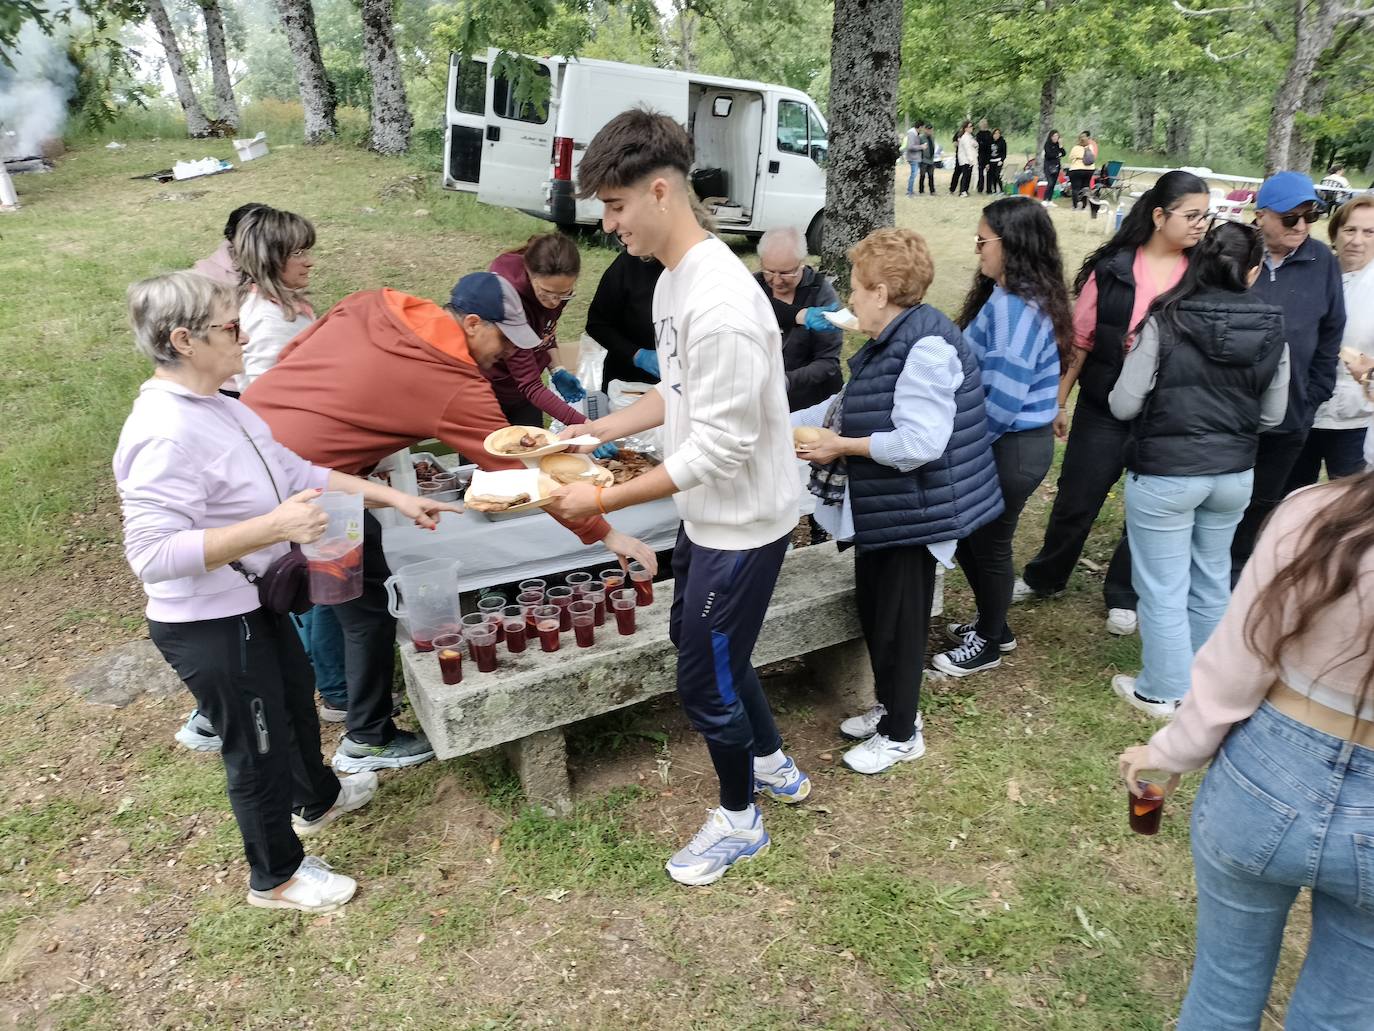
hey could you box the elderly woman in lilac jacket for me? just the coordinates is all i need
[114,271,456,914]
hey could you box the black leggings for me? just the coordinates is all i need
[855,545,936,743]
[150,609,340,890]
[1068,169,1093,208]
[950,163,973,194]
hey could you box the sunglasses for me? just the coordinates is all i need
[974,234,1001,252]
[1274,209,1321,228]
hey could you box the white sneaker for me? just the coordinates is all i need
[174,710,222,752]
[246,856,357,913]
[665,807,770,886]
[1111,675,1178,719]
[1106,608,1138,636]
[753,755,812,804]
[318,701,348,723]
[292,772,379,837]
[1010,577,1037,604]
[839,706,924,741]
[843,731,926,775]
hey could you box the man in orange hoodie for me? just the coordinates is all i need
[243,272,656,772]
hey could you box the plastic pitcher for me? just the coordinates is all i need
[301,491,365,605]
[384,558,462,652]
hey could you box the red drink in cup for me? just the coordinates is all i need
[547,586,575,632]
[566,572,594,598]
[571,600,596,648]
[503,606,527,654]
[599,568,625,594]
[1129,781,1166,835]
[516,591,543,639]
[461,614,498,673]
[585,587,606,627]
[478,595,506,644]
[611,588,637,636]
[434,633,464,685]
[535,605,561,653]
[629,561,653,607]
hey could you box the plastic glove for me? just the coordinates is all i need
[551,368,586,402]
[802,303,841,331]
[592,441,620,460]
[633,348,660,379]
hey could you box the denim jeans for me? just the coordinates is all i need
[293,605,348,709]
[905,161,918,195]
[1124,470,1252,702]
[1285,426,1368,491]
[1178,702,1374,1029]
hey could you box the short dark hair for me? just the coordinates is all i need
[224,202,271,242]
[576,108,694,200]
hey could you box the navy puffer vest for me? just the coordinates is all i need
[841,304,1004,552]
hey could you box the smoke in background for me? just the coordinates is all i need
[0,19,79,156]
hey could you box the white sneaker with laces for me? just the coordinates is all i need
[665,807,769,886]
[247,856,357,913]
[1106,608,1138,636]
[292,772,379,837]
[843,731,926,775]
[1111,674,1178,719]
[839,704,886,739]
[1010,577,1037,604]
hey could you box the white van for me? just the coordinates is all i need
[443,50,831,251]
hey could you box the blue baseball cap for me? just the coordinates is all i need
[448,272,540,348]
[1256,171,1320,213]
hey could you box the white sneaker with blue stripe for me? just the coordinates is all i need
[666,807,770,886]
[753,755,811,804]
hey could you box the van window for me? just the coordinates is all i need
[453,59,486,115]
[808,108,828,165]
[777,100,809,157]
[492,65,551,124]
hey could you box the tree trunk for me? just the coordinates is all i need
[1037,74,1058,151]
[1265,0,1341,174]
[820,0,903,281]
[1132,78,1156,152]
[145,0,213,138]
[1288,77,1328,175]
[273,0,337,144]
[360,0,412,155]
[1166,109,1191,157]
[199,0,240,131]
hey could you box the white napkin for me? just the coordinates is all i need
[558,434,602,447]
[468,468,542,499]
[823,307,860,332]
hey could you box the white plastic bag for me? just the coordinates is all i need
[577,333,607,393]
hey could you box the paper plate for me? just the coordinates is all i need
[823,307,861,332]
[482,425,568,459]
[540,453,614,488]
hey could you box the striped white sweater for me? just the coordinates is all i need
[654,236,801,550]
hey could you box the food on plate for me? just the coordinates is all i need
[412,459,442,482]
[823,307,861,332]
[793,426,837,453]
[541,453,614,487]
[464,492,532,513]
[593,449,656,485]
[488,425,556,455]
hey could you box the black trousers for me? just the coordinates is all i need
[149,609,339,891]
[500,398,544,428]
[918,163,936,194]
[977,160,991,192]
[329,512,399,745]
[1231,429,1309,584]
[1068,169,1093,208]
[855,545,935,743]
[987,161,1004,194]
[950,163,973,194]
[1022,398,1137,610]
[668,527,787,811]
[1043,166,1061,200]
[956,425,1056,640]
[1285,427,1367,491]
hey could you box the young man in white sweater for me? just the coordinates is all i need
[546,108,809,887]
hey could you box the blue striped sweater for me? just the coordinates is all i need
[963,285,1060,438]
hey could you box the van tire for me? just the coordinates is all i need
[805,212,824,257]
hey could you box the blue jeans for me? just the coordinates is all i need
[1125,471,1252,702]
[1178,702,1374,1029]
[906,160,918,195]
[292,605,348,708]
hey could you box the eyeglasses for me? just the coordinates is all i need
[1274,209,1321,229]
[1166,208,1211,226]
[531,281,576,302]
[762,265,803,280]
[208,319,241,336]
[974,235,1001,252]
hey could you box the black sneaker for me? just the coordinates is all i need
[945,619,1017,653]
[331,729,434,773]
[932,634,1002,677]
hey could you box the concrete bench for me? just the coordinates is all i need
[399,542,942,813]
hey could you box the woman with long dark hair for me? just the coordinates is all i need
[1014,171,1210,637]
[934,197,1073,676]
[1107,222,1289,716]
[1041,131,1065,202]
[950,121,976,197]
[1118,473,1374,1027]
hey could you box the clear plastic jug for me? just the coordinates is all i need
[301,491,365,605]
[384,558,462,652]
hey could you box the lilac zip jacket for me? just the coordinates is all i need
[113,378,331,622]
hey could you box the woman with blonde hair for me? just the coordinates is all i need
[791,227,1002,773]
[233,207,317,388]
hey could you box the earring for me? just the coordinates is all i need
[187,349,195,357]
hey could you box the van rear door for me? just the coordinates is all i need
[476,50,560,212]
[443,52,487,192]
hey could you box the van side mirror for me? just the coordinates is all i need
[810,143,827,165]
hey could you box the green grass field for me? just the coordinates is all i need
[0,131,1306,1029]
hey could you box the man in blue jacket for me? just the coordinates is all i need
[1230,172,1347,582]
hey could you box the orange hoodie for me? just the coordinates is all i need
[242,289,610,544]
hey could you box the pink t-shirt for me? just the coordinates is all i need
[1072,249,1187,352]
